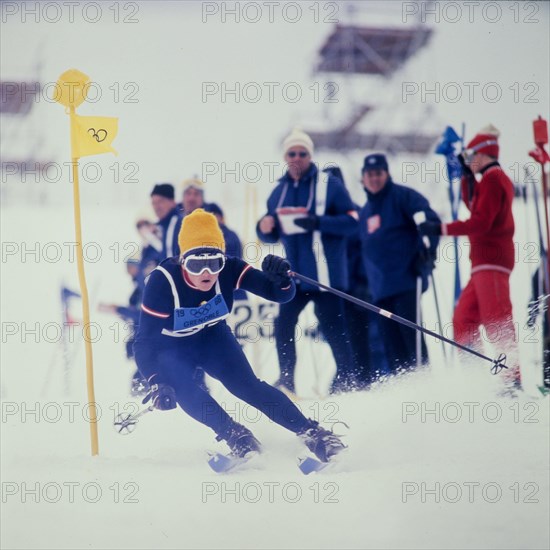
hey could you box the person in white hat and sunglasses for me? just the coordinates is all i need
[257,128,360,395]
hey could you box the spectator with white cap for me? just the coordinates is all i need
[180,176,206,217]
[257,127,360,394]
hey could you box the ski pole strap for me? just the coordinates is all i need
[289,271,507,374]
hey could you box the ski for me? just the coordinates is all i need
[298,446,349,475]
[206,451,258,473]
[207,452,339,475]
[298,456,331,475]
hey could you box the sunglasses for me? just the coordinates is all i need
[182,253,226,275]
[287,151,309,159]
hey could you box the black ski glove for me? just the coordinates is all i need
[418,222,442,236]
[413,248,436,275]
[142,382,177,411]
[457,153,474,178]
[293,215,319,232]
[262,254,291,287]
[458,153,476,201]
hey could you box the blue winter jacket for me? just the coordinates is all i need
[359,179,440,303]
[256,164,358,291]
[221,224,242,260]
[347,205,370,301]
[221,223,247,300]
[157,207,183,260]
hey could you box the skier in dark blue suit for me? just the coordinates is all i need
[256,128,360,394]
[134,208,345,462]
[359,154,440,373]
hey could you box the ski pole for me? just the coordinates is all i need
[289,271,507,374]
[530,178,550,289]
[529,116,550,390]
[412,211,448,362]
[113,405,155,435]
[429,274,447,361]
[415,276,422,369]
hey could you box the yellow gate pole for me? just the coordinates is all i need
[54,68,119,456]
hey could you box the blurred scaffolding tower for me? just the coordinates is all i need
[0,47,54,205]
[306,1,438,155]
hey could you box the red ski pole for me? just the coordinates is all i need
[528,116,550,390]
[529,116,550,281]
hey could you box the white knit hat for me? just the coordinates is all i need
[181,176,205,193]
[478,123,500,137]
[282,127,314,156]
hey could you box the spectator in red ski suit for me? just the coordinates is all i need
[419,124,520,387]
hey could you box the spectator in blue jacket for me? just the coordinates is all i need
[257,128,360,394]
[359,154,440,374]
[204,202,246,301]
[135,218,163,286]
[204,203,242,259]
[179,178,240,260]
[324,166,377,386]
[98,256,149,396]
[150,183,183,259]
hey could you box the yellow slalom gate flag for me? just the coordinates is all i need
[71,114,118,158]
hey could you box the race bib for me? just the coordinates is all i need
[173,293,229,333]
[276,206,309,235]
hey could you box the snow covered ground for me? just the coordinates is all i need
[1,204,549,550]
[2,370,549,550]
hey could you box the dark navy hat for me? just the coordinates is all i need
[204,202,224,218]
[150,183,175,200]
[362,154,389,173]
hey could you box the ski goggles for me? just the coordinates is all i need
[461,148,477,165]
[462,139,499,165]
[182,252,226,275]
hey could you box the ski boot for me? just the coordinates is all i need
[298,420,347,463]
[216,422,262,458]
[500,365,522,397]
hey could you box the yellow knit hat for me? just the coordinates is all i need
[178,208,225,257]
